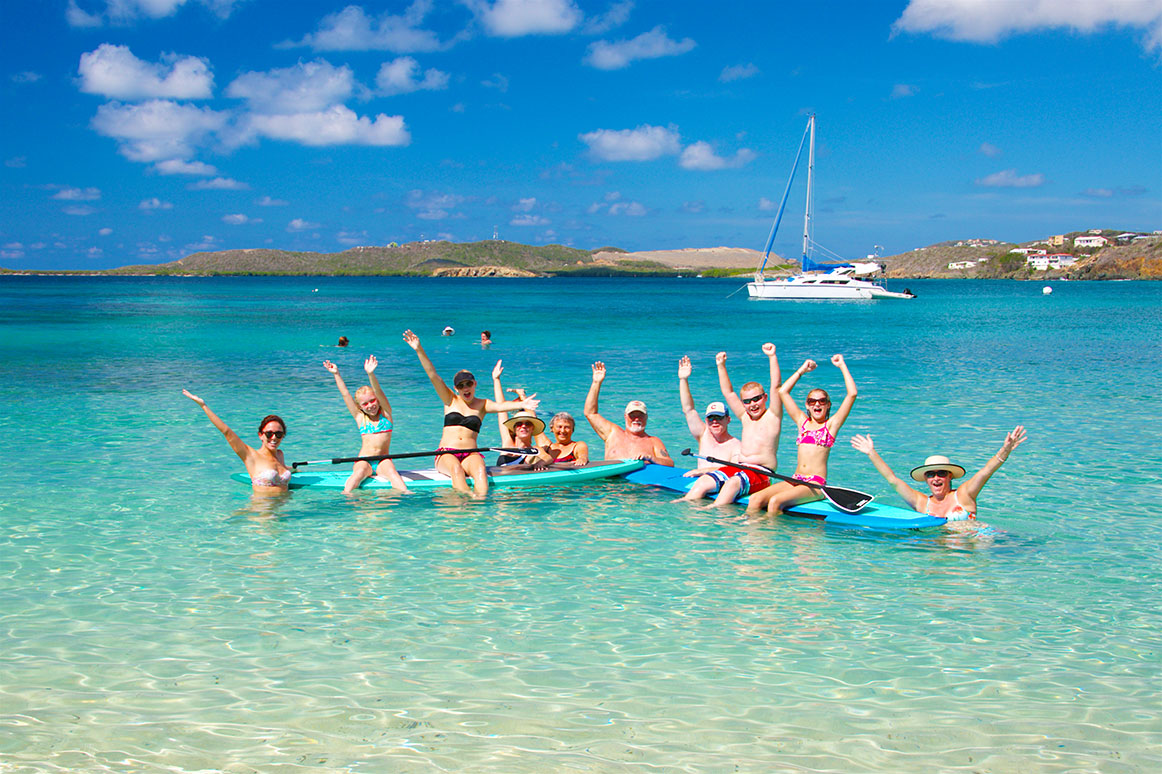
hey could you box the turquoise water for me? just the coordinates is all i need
[2,276,1160,772]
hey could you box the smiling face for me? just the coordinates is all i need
[739,385,767,418]
[625,410,648,432]
[805,390,831,421]
[455,378,476,400]
[258,418,286,452]
[705,413,730,439]
[551,417,574,443]
[355,387,379,417]
[512,419,535,441]
[923,468,953,494]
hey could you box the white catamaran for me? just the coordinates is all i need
[747,115,915,301]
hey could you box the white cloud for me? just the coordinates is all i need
[12,71,42,84]
[719,63,758,82]
[579,124,681,161]
[154,158,218,175]
[481,72,509,92]
[589,195,647,216]
[679,141,756,171]
[975,168,1045,187]
[582,0,633,34]
[78,44,213,100]
[681,200,705,213]
[246,106,410,147]
[186,235,220,251]
[511,214,550,226]
[890,83,917,98]
[1083,187,1114,197]
[979,142,1002,157]
[91,99,227,162]
[376,56,449,95]
[189,177,248,190]
[222,213,255,224]
[405,189,463,219]
[64,205,97,216]
[66,0,105,27]
[0,249,26,260]
[287,218,320,231]
[66,0,241,27]
[337,230,369,245]
[513,197,537,211]
[226,60,354,113]
[99,227,113,235]
[584,25,695,69]
[256,195,288,206]
[758,197,776,211]
[296,2,442,52]
[4,242,24,249]
[470,0,582,36]
[894,0,1162,51]
[53,186,102,201]
[139,197,174,210]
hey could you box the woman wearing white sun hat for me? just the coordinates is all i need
[849,426,1027,522]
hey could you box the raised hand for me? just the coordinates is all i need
[831,354,845,367]
[1002,425,1027,454]
[520,396,541,412]
[801,359,817,373]
[508,387,530,400]
[592,361,606,383]
[182,389,205,406]
[402,330,420,350]
[850,434,875,456]
[678,355,692,380]
[364,355,377,374]
[715,351,727,366]
[322,360,338,374]
[762,342,776,356]
[492,359,504,380]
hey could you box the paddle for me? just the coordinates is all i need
[679,449,874,513]
[292,447,536,469]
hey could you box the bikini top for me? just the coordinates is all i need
[252,467,292,487]
[360,415,393,434]
[796,419,836,448]
[925,491,976,522]
[443,411,482,433]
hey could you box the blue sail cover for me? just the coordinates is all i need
[800,254,853,273]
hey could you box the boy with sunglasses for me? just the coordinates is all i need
[710,343,783,502]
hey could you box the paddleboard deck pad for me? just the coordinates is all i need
[233,458,645,491]
[623,464,945,529]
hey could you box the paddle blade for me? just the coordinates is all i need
[821,485,874,513]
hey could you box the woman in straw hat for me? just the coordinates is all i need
[849,426,1027,522]
[491,359,554,468]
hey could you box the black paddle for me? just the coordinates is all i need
[292,447,536,469]
[680,448,874,513]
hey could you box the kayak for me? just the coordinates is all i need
[232,458,645,491]
[623,463,946,530]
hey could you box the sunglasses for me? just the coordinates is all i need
[924,470,950,479]
[740,393,766,405]
[261,430,285,440]
[706,415,726,423]
[513,421,534,429]
[806,397,830,406]
[455,381,475,389]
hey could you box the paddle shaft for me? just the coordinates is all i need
[680,449,874,513]
[292,447,535,469]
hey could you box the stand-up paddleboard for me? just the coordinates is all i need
[623,464,945,530]
[232,459,645,491]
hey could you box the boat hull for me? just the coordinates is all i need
[747,278,912,300]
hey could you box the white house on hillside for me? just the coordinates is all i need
[1074,235,1108,248]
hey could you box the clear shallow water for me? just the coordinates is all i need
[1,276,1160,773]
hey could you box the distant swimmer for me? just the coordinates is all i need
[746,354,858,516]
[712,343,783,501]
[675,355,742,504]
[323,356,409,494]
[338,336,349,347]
[182,390,291,494]
[442,326,455,336]
[850,426,1028,526]
[584,361,673,465]
[403,329,538,496]
[480,330,492,347]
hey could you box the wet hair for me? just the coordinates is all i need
[259,414,286,434]
[337,336,349,347]
[482,330,491,338]
[550,411,575,430]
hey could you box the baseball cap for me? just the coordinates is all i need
[704,401,728,418]
[624,400,648,416]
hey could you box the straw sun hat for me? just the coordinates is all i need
[910,455,967,482]
[503,411,545,435]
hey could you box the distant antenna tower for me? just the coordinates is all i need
[492,225,499,240]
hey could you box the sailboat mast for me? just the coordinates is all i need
[802,114,815,261]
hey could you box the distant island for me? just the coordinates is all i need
[2,229,1158,279]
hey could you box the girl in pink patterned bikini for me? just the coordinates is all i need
[745,354,857,516]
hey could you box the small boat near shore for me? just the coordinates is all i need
[747,115,915,301]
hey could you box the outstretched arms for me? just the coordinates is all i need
[850,434,925,512]
[678,356,706,439]
[492,359,514,444]
[584,361,616,441]
[402,329,454,405]
[778,359,815,426]
[716,351,745,417]
[183,390,251,463]
[364,355,392,419]
[323,360,362,420]
[827,354,858,430]
[958,426,1027,501]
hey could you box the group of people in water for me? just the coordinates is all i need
[184,331,1027,523]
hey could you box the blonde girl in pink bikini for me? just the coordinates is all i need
[746,354,858,515]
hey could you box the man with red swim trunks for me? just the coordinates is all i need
[711,342,784,504]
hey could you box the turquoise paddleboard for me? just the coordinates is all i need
[623,463,945,530]
[233,459,645,491]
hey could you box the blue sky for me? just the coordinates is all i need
[2,0,1160,270]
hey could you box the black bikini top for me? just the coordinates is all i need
[443,411,482,433]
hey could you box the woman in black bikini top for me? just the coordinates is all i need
[404,330,538,497]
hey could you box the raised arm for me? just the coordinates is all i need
[850,434,925,511]
[716,351,746,417]
[778,359,814,426]
[958,425,1027,501]
[492,359,515,444]
[763,343,782,423]
[183,389,251,463]
[678,356,706,439]
[323,360,362,420]
[584,361,617,441]
[827,354,858,430]
[402,329,454,405]
[364,355,393,419]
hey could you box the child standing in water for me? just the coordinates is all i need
[323,355,409,494]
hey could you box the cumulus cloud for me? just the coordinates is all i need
[246,106,410,147]
[979,142,1002,157]
[67,0,242,27]
[513,197,537,211]
[588,192,646,215]
[226,60,354,114]
[376,56,449,95]
[579,124,681,161]
[893,0,1162,51]
[64,205,97,216]
[679,141,756,171]
[52,186,102,201]
[582,0,633,34]
[256,195,288,206]
[98,227,113,235]
[222,213,257,224]
[405,189,464,219]
[12,71,42,84]
[890,83,917,98]
[481,72,509,92]
[189,177,247,190]
[154,158,218,175]
[758,197,776,211]
[287,218,320,231]
[139,197,174,210]
[91,99,227,162]
[584,25,695,69]
[78,44,213,100]
[469,0,583,36]
[975,168,1045,187]
[511,214,550,226]
[719,63,758,82]
[295,2,442,52]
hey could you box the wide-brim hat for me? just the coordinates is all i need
[910,455,967,482]
[504,411,545,435]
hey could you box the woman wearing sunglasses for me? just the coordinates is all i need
[849,426,1027,523]
[182,389,292,493]
[746,354,858,515]
[403,330,538,496]
[491,360,554,468]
